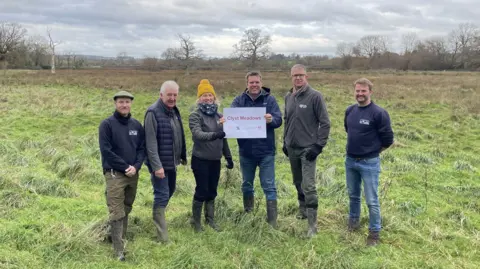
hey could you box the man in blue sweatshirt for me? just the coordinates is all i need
[99,90,145,261]
[344,78,394,246]
[231,71,282,228]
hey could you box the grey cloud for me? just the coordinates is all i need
[2,0,479,57]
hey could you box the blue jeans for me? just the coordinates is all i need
[345,156,381,232]
[150,170,176,209]
[240,155,277,201]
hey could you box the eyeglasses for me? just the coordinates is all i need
[292,74,306,78]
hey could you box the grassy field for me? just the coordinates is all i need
[0,69,479,269]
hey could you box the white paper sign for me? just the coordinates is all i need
[223,107,266,138]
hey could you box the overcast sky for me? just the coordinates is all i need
[1,0,479,58]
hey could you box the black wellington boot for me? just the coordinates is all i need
[266,200,278,229]
[191,199,204,233]
[205,200,220,232]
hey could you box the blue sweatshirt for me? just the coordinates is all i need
[99,111,146,173]
[344,102,394,158]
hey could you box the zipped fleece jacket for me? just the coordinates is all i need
[283,84,331,149]
[231,87,282,158]
[189,108,232,160]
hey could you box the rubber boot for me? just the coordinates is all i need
[296,200,307,219]
[110,219,125,261]
[266,200,278,229]
[191,199,204,233]
[348,218,360,232]
[152,207,169,243]
[306,208,318,238]
[204,200,220,232]
[243,193,254,213]
[122,215,129,239]
[367,230,380,246]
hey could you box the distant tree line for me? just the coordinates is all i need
[0,22,86,71]
[1,21,479,72]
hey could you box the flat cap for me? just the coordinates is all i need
[113,90,134,100]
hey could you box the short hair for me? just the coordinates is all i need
[353,78,373,91]
[245,71,262,81]
[160,80,179,94]
[291,64,307,73]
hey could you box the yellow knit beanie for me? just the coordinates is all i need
[197,79,216,98]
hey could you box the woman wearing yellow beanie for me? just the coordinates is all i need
[188,79,234,232]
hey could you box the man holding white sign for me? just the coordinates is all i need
[229,71,282,228]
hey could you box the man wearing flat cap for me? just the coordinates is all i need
[99,90,145,261]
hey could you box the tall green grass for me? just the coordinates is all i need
[0,71,479,268]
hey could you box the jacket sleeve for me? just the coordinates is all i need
[189,111,216,141]
[283,95,288,144]
[99,120,129,172]
[313,93,331,148]
[181,117,187,161]
[222,139,232,159]
[344,105,354,133]
[133,122,146,171]
[144,111,163,171]
[267,95,282,129]
[376,109,394,148]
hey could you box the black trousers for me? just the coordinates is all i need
[191,155,221,202]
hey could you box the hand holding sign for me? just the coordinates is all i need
[264,113,273,123]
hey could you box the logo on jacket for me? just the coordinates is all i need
[299,104,307,108]
[129,130,138,135]
[359,119,370,125]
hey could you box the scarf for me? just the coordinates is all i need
[198,103,218,116]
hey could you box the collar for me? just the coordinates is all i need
[113,111,131,125]
[291,84,309,96]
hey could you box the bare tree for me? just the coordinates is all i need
[448,23,479,68]
[356,35,390,58]
[336,42,355,57]
[423,36,449,69]
[399,32,420,70]
[64,51,77,69]
[175,34,203,74]
[142,56,158,71]
[47,28,61,74]
[336,42,355,69]
[0,22,27,69]
[233,28,271,68]
[161,47,179,69]
[401,32,420,55]
[28,35,49,67]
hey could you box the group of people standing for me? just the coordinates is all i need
[99,64,394,261]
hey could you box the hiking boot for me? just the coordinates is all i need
[205,200,220,232]
[152,207,169,243]
[266,200,278,229]
[191,199,204,233]
[243,193,254,213]
[110,219,125,261]
[367,230,380,246]
[296,200,307,219]
[306,208,318,238]
[348,218,360,232]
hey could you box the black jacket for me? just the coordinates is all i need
[99,111,146,173]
